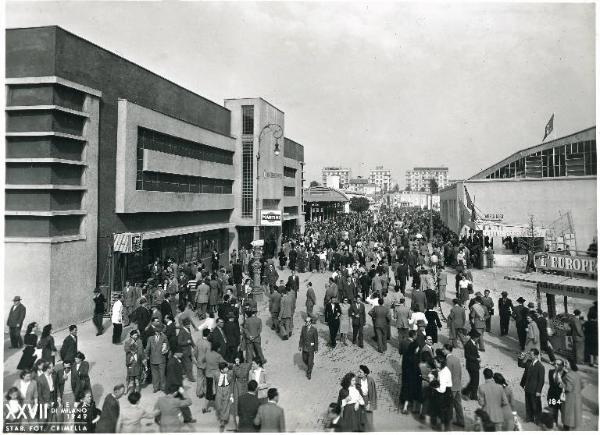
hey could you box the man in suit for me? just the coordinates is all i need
[478,368,508,431]
[166,350,184,394]
[356,365,377,431]
[95,384,126,433]
[244,309,266,364]
[254,388,285,432]
[195,328,212,398]
[56,361,82,420]
[60,325,78,363]
[177,318,196,382]
[447,299,467,348]
[305,282,317,316]
[325,296,342,348]
[92,288,107,336]
[535,311,556,363]
[324,277,339,307]
[269,286,282,333]
[444,344,464,427]
[298,315,319,379]
[470,296,488,351]
[238,380,260,432]
[396,261,409,294]
[278,291,294,340]
[570,309,585,364]
[7,295,26,348]
[145,324,168,393]
[411,288,427,313]
[513,297,529,350]
[482,289,495,333]
[37,362,57,429]
[369,298,391,353]
[210,318,229,358]
[348,298,366,348]
[520,348,545,424]
[498,291,513,336]
[393,297,411,343]
[461,329,481,400]
[438,267,448,302]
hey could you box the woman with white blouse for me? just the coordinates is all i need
[248,359,268,403]
[337,372,365,431]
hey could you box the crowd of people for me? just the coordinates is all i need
[4,205,598,432]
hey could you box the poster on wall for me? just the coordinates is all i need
[113,232,144,253]
[260,210,282,226]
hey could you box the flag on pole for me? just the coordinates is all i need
[543,114,554,141]
[464,186,477,221]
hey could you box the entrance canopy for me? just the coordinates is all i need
[504,271,597,300]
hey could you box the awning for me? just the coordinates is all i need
[504,271,597,300]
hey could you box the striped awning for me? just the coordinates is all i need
[504,271,597,300]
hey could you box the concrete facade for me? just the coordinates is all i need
[406,166,449,192]
[321,166,351,188]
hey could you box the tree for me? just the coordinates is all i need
[309,181,320,187]
[349,196,370,213]
[429,178,439,194]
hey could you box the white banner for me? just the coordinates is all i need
[260,210,282,226]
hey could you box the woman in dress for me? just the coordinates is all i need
[74,389,100,433]
[248,358,268,404]
[337,372,365,432]
[493,372,516,431]
[214,362,234,432]
[561,359,585,430]
[546,359,566,429]
[424,308,442,343]
[339,298,351,346]
[231,352,251,431]
[203,341,227,414]
[17,322,39,370]
[75,352,92,394]
[37,324,57,365]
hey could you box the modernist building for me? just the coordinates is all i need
[406,167,449,192]
[368,166,392,193]
[5,26,238,327]
[322,166,351,188]
[440,127,596,251]
[388,191,440,209]
[224,98,305,250]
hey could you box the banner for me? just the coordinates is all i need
[260,210,282,226]
[535,252,597,276]
[476,222,546,238]
[113,232,144,253]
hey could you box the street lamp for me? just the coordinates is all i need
[252,123,283,290]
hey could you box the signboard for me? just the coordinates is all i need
[477,222,546,238]
[482,213,504,221]
[534,252,597,276]
[538,281,597,300]
[263,170,283,179]
[260,210,282,226]
[113,232,143,253]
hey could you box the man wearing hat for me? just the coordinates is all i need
[7,296,26,348]
[512,297,529,350]
[92,288,107,336]
[461,328,481,400]
[498,291,514,336]
[145,323,168,393]
[298,315,319,379]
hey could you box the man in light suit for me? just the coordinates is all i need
[238,380,260,432]
[357,364,377,431]
[145,324,168,393]
[348,298,366,348]
[411,288,427,313]
[369,298,391,353]
[177,318,196,382]
[278,291,294,340]
[254,388,285,432]
[520,348,545,424]
[444,344,464,427]
[7,295,26,348]
[448,299,467,348]
[244,309,266,364]
[393,297,411,343]
[470,296,488,351]
[298,315,319,379]
[478,368,508,431]
[305,282,317,316]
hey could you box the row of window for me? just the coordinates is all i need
[136,171,233,194]
[485,140,596,179]
[138,127,234,165]
[241,141,254,217]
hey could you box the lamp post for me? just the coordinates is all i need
[252,123,283,291]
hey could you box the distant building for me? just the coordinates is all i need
[369,166,392,192]
[322,166,351,188]
[389,191,440,209]
[325,175,341,189]
[406,167,449,192]
[304,185,349,222]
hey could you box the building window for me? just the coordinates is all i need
[242,140,254,217]
[137,172,232,194]
[242,105,254,135]
[283,166,297,178]
[263,199,279,209]
[284,186,296,197]
[137,127,233,165]
[284,206,298,215]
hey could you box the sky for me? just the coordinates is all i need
[5,1,595,186]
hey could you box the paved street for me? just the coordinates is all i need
[4,262,598,432]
